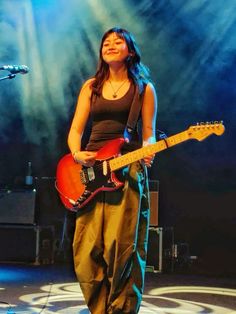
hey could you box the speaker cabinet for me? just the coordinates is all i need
[0,189,36,224]
[149,191,159,226]
[149,180,159,226]
[0,225,54,264]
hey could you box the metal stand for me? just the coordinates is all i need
[59,211,69,252]
[146,226,175,273]
[0,74,16,81]
[55,210,75,262]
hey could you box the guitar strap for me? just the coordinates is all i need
[123,83,146,142]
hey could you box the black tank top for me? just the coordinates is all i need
[86,84,140,152]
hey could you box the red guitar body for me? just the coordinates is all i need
[56,138,125,211]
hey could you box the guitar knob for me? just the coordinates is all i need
[84,190,91,196]
[72,203,79,210]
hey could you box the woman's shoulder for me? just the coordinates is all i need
[140,81,157,102]
[81,77,95,90]
[144,81,156,94]
[80,77,96,98]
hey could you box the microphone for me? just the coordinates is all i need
[0,65,29,74]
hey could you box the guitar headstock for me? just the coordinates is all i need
[187,121,225,141]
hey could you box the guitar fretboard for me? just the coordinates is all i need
[109,130,189,171]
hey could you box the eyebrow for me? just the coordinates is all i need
[104,36,124,43]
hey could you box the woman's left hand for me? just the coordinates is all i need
[143,154,155,168]
[142,138,155,167]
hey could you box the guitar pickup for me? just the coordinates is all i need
[103,160,108,176]
[87,167,95,181]
[83,189,92,196]
[80,167,95,184]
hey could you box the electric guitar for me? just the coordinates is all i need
[56,122,225,211]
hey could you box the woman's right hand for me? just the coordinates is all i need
[73,151,97,167]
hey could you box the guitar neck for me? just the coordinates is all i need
[109,130,189,171]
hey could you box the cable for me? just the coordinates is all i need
[37,281,53,314]
[0,281,53,313]
[156,129,168,140]
[157,129,169,148]
[0,301,15,314]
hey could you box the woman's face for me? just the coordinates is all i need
[101,32,130,65]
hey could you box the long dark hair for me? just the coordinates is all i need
[91,27,151,95]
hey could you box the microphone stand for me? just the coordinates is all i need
[0,73,16,81]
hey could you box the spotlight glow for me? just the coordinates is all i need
[0,269,27,282]
[16,282,236,313]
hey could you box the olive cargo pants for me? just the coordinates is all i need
[73,162,150,313]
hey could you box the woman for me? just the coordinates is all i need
[68,27,157,314]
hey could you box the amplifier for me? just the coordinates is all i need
[0,225,55,264]
[149,180,159,226]
[0,189,36,224]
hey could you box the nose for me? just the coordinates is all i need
[107,47,117,54]
[108,44,115,50]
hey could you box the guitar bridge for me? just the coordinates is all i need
[80,170,88,184]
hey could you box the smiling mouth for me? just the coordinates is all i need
[107,51,118,55]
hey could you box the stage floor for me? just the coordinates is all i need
[0,262,235,314]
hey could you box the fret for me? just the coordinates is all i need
[165,131,188,147]
[109,121,225,172]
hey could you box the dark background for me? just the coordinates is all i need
[0,0,235,275]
